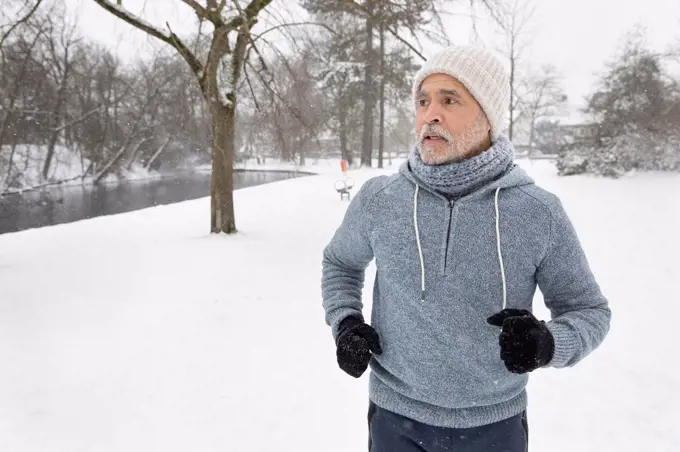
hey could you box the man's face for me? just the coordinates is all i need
[415,73,492,165]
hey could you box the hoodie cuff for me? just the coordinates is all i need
[328,308,364,341]
[545,321,582,368]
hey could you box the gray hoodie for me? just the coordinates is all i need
[321,160,611,428]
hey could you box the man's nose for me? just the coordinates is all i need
[423,104,442,124]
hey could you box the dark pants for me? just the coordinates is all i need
[368,402,528,452]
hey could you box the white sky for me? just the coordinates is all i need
[65,0,680,108]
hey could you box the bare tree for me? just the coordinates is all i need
[91,0,274,234]
[0,22,46,150]
[69,43,130,177]
[518,64,567,149]
[40,6,81,179]
[491,0,535,140]
[1,4,221,192]
[0,3,52,189]
[245,49,327,165]
[0,0,45,52]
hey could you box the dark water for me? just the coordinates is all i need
[0,170,303,234]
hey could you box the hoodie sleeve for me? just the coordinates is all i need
[536,196,611,368]
[321,177,381,341]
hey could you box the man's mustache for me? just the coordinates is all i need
[419,124,454,143]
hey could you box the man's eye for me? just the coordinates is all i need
[418,99,429,106]
[445,98,457,105]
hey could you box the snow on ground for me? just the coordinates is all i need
[0,158,678,451]
[0,144,90,190]
[1,144,164,194]
[195,155,408,176]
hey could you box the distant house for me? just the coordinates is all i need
[554,109,602,146]
[559,122,600,146]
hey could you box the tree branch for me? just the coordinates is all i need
[179,0,209,18]
[224,0,274,32]
[250,21,338,44]
[52,106,101,132]
[90,0,204,77]
[245,59,312,130]
[231,0,267,69]
[385,25,425,61]
[0,0,44,50]
[243,63,261,111]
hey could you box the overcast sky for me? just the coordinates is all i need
[66,0,680,109]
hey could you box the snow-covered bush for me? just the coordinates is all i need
[557,132,680,177]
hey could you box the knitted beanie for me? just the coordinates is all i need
[411,45,511,141]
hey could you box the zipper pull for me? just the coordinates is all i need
[449,199,454,208]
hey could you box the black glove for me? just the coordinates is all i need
[336,316,382,378]
[487,308,554,374]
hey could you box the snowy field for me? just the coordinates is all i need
[0,158,678,451]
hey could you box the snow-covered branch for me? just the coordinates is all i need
[0,0,44,50]
[53,106,101,133]
[178,0,208,18]
[144,136,171,171]
[251,22,337,45]
[91,0,171,40]
[91,0,204,77]
[223,0,273,32]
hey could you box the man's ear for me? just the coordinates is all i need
[479,110,492,140]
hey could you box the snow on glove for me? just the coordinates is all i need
[487,308,555,374]
[336,316,382,378]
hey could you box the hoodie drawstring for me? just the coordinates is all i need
[494,187,508,311]
[413,185,426,302]
[412,185,508,309]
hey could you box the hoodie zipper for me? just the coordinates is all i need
[443,199,455,272]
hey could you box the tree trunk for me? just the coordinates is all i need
[93,123,148,184]
[126,137,150,170]
[508,35,516,141]
[378,23,385,169]
[0,28,43,148]
[93,144,128,184]
[144,136,170,171]
[203,24,244,234]
[43,58,72,181]
[298,146,305,166]
[43,54,71,181]
[528,115,536,150]
[360,0,375,167]
[209,102,236,234]
[90,0,273,235]
[43,128,60,180]
[0,109,15,153]
[80,142,85,174]
[3,144,18,189]
[339,112,351,165]
[4,139,22,190]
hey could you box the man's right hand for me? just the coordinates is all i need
[336,316,382,378]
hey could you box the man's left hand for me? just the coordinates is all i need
[487,308,555,374]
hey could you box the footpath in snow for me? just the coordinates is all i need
[0,159,678,451]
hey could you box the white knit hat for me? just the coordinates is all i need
[412,45,510,141]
